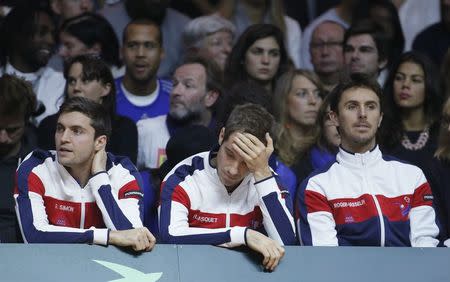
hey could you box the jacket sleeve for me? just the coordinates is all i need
[158,174,247,247]
[409,172,439,247]
[254,175,297,245]
[296,177,338,246]
[14,152,108,245]
[90,155,144,231]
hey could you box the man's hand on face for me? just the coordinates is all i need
[231,132,273,181]
[91,147,107,175]
[245,228,285,271]
[109,227,156,252]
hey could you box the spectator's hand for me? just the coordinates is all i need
[245,228,285,271]
[91,146,107,175]
[231,132,273,181]
[109,227,156,252]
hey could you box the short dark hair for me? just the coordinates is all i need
[216,80,273,135]
[223,103,274,145]
[224,24,290,87]
[0,74,37,119]
[344,19,389,64]
[329,76,384,114]
[63,54,117,116]
[58,96,112,138]
[60,13,121,67]
[122,18,163,46]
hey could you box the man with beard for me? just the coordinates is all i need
[0,75,37,243]
[137,55,222,170]
[0,5,65,124]
[115,18,172,123]
[100,0,190,78]
[296,78,439,247]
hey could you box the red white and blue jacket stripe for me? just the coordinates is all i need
[159,148,297,246]
[14,149,144,245]
[296,146,439,247]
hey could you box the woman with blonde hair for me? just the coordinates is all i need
[274,69,324,168]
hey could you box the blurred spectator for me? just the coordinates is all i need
[299,0,357,70]
[170,0,221,18]
[0,74,37,243]
[50,0,95,23]
[225,24,291,92]
[219,0,301,67]
[425,97,450,246]
[396,0,440,51]
[413,0,450,68]
[291,92,339,189]
[441,48,450,99]
[379,51,443,172]
[137,55,222,170]
[58,13,123,78]
[115,18,172,123]
[0,5,65,124]
[183,14,235,71]
[352,0,405,73]
[309,20,345,92]
[99,0,190,78]
[38,54,138,164]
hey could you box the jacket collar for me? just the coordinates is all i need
[336,145,382,168]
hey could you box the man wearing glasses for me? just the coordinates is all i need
[310,20,346,93]
[0,74,37,243]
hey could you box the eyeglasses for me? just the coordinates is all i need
[310,41,343,50]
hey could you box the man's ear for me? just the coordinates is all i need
[94,135,107,152]
[204,90,219,108]
[378,112,384,128]
[218,127,225,145]
[50,0,62,15]
[101,83,111,98]
[378,57,388,70]
[329,111,339,127]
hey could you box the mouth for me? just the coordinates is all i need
[354,123,370,129]
[398,93,411,100]
[134,64,148,72]
[258,68,270,74]
[58,147,72,153]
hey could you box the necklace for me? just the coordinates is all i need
[401,126,429,151]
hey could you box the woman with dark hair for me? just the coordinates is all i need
[224,23,291,92]
[379,51,443,169]
[219,0,301,67]
[58,13,123,78]
[37,54,137,163]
